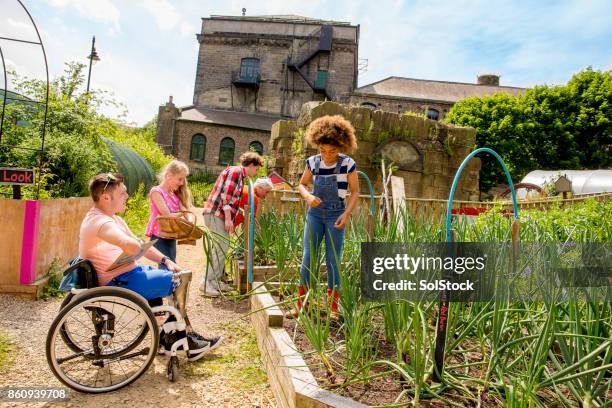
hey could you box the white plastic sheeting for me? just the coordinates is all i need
[519,170,612,198]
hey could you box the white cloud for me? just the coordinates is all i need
[46,0,121,32]
[24,0,611,126]
[138,0,197,38]
[1,17,39,42]
[7,17,32,30]
[139,0,181,31]
[353,0,612,88]
[180,21,196,37]
[91,51,193,124]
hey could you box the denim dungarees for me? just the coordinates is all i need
[300,154,346,289]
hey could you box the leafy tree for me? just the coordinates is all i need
[111,116,171,174]
[565,69,612,167]
[445,68,611,191]
[0,62,170,198]
[1,63,115,197]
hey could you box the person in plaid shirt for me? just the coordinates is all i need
[201,151,263,297]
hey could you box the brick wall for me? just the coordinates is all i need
[194,21,358,118]
[268,101,481,200]
[348,94,454,120]
[173,120,270,172]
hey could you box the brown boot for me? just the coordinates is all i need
[285,285,308,319]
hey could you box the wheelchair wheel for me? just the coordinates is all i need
[59,292,150,356]
[167,356,179,382]
[60,292,74,309]
[46,287,159,393]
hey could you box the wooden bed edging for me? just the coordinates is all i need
[236,262,344,294]
[250,282,369,408]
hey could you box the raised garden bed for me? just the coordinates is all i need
[244,205,612,407]
[235,261,328,294]
[250,283,368,408]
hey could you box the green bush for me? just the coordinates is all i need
[0,62,170,199]
[187,168,218,207]
[109,118,172,174]
[39,257,65,300]
[445,68,612,191]
[190,181,214,207]
[122,184,150,238]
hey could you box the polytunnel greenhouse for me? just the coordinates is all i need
[519,169,612,198]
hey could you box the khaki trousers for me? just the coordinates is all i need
[202,213,229,287]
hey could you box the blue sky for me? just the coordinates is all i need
[1,0,610,125]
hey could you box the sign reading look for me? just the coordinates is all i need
[0,168,36,185]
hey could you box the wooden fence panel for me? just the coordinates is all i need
[259,190,611,221]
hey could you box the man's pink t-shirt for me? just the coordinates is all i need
[79,207,137,286]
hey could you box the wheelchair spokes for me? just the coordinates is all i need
[60,299,150,358]
[46,288,159,393]
[47,269,211,393]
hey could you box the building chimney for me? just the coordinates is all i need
[157,97,179,154]
[477,74,500,86]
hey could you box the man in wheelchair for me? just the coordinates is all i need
[79,172,223,362]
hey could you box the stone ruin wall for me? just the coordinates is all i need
[268,101,480,201]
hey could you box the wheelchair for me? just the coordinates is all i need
[46,258,198,393]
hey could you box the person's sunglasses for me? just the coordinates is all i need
[102,173,117,192]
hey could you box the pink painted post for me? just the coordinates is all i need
[20,200,40,284]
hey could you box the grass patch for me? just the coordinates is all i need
[190,181,214,208]
[185,320,268,390]
[189,168,217,207]
[0,332,14,372]
[39,257,66,300]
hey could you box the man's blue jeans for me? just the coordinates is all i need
[107,265,174,300]
[299,208,345,289]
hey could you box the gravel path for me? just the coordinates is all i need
[0,210,276,408]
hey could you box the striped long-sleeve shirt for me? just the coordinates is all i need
[203,166,246,222]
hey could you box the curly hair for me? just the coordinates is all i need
[239,151,264,167]
[304,115,358,153]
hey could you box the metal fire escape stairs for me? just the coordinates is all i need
[287,25,333,100]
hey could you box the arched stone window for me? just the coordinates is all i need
[218,137,235,165]
[249,140,264,155]
[361,102,377,110]
[427,108,440,121]
[189,134,206,162]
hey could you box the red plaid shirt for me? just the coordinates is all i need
[203,166,246,222]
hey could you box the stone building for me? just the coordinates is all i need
[156,97,277,171]
[269,101,481,200]
[156,13,526,195]
[156,15,359,173]
[347,74,526,121]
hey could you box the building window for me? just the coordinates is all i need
[427,108,440,121]
[361,102,377,110]
[218,137,235,165]
[249,141,264,155]
[240,58,260,79]
[190,134,206,162]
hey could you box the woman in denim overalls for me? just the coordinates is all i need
[286,115,359,319]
